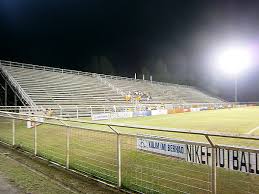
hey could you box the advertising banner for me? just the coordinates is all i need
[137,137,259,175]
[137,138,186,159]
[190,108,201,112]
[133,110,151,117]
[151,109,168,116]
[91,113,110,121]
[110,112,133,119]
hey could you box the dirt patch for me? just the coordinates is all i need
[0,174,20,194]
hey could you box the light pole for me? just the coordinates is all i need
[234,74,237,102]
[217,46,252,102]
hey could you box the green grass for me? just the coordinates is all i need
[0,107,259,193]
[108,106,259,134]
[82,107,259,148]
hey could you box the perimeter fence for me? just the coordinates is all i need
[0,111,259,194]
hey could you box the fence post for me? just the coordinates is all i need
[34,124,37,155]
[211,146,217,194]
[117,133,121,188]
[108,125,122,188]
[205,135,217,194]
[12,119,15,146]
[76,106,79,119]
[66,127,70,169]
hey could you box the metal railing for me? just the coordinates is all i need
[0,60,136,82]
[96,74,126,97]
[0,64,36,106]
[0,102,234,118]
[0,110,258,193]
[0,105,138,118]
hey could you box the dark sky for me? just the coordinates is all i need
[1,0,259,101]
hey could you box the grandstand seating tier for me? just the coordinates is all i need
[0,61,224,115]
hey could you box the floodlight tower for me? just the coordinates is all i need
[217,46,252,102]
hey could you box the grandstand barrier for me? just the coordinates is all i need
[0,103,256,120]
[0,111,259,193]
[91,113,110,121]
[92,112,134,121]
[184,108,191,112]
[110,111,133,119]
[151,109,168,115]
[133,110,151,117]
[191,107,201,112]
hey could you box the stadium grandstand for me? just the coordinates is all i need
[0,60,224,117]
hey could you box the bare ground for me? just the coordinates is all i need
[0,174,20,194]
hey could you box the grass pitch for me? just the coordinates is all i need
[0,107,259,193]
[87,106,259,148]
[109,106,259,135]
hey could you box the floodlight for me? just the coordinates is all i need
[217,47,252,75]
[216,45,253,102]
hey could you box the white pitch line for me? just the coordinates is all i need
[246,126,259,134]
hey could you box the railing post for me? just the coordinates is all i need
[12,119,15,146]
[117,133,122,188]
[34,124,37,155]
[66,127,70,169]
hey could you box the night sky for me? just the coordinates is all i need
[1,0,259,101]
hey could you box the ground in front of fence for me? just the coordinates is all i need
[0,143,122,194]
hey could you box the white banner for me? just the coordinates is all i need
[186,145,259,175]
[151,109,168,116]
[137,137,259,175]
[110,112,133,119]
[190,108,200,112]
[26,117,44,128]
[91,113,110,121]
[137,138,186,159]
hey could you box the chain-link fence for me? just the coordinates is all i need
[0,111,258,194]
